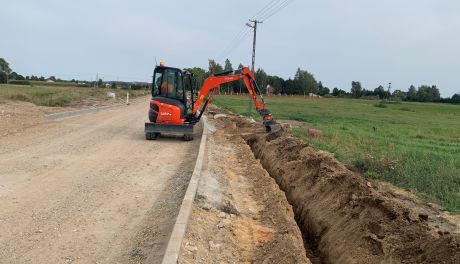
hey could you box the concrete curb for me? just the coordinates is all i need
[46,97,148,121]
[161,117,208,264]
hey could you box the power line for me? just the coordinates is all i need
[260,0,295,22]
[218,28,252,61]
[217,0,282,62]
[216,0,296,63]
[217,28,247,59]
[251,0,282,20]
[217,28,252,61]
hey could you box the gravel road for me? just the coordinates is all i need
[0,99,200,263]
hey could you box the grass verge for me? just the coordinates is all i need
[213,95,460,212]
[0,84,148,107]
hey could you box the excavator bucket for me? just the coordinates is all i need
[259,109,281,133]
[264,120,282,133]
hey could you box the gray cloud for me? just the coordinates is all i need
[1,0,458,96]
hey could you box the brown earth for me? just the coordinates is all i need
[0,96,146,138]
[0,101,48,137]
[182,108,459,264]
[0,99,200,263]
[244,120,460,263]
[180,113,310,263]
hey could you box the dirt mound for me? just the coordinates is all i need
[180,118,309,263]
[244,126,460,263]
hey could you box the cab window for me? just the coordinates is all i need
[153,69,163,96]
[160,69,183,100]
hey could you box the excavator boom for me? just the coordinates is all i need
[192,67,280,132]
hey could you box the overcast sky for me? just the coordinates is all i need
[1,0,459,96]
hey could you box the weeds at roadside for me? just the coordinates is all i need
[0,84,147,107]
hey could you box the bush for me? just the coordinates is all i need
[362,95,380,100]
[374,102,388,108]
[384,100,402,105]
[130,84,143,90]
[8,80,31,85]
[9,93,30,102]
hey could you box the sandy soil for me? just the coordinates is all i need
[180,113,309,263]
[181,108,459,264]
[0,99,200,263]
[246,119,460,264]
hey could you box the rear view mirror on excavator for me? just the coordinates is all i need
[144,63,281,141]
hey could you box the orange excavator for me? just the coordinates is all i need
[145,62,280,141]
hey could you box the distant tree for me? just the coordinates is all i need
[39,76,45,81]
[0,72,6,83]
[351,81,363,98]
[416,85,440,102]
[374,85,386,99]
[392,90,406,101]
[71,79,76,83]
[97,78,103,87]
[407,85,417,101]
[48,76,56,81]
[111,82,117,89]
[337,89,348,97]
[224,59,233,71]
[222,59,234,93]
[318,81,324,91]
[9,72,18,80]
[207,59,223,76]
[0,58,12,84]
[255,68,268,93]
[130,83,142,90]
[361,89,374,97]
[332,87,339,96]
[25,76,30,80]
[8,71,25,81]
[317,82,330,96]
[452,93,460,104]
[294,68,318,94]
[267,75,283,94]
[184,67,206,89]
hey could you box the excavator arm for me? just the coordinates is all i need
[192,67,280,132]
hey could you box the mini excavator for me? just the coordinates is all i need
[145,62,280,141]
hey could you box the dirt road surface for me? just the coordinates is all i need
[0,100,200,263]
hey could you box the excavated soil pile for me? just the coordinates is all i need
[180,113,309,263]
[209,110,460,263]
[240,121,460,264]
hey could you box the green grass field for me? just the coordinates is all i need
[0,84,147,107]
[213,95,460,212]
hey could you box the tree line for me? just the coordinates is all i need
[0,57,148,90]
[187,59,331,96]
[187,58,459,104]
[345,81,459,104]
[2,57,459,104]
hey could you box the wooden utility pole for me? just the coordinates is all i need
[388,82,392,101]
[246,20,263,72]
[246,20,262,116]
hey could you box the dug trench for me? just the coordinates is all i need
[216,113,459,263]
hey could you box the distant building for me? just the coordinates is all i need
[266,84,274,95]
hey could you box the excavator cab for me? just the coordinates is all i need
[146,65,196,140]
